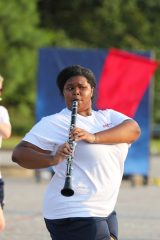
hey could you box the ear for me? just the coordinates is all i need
[91,87,94,97]
[62,89,65,97]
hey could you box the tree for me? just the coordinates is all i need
[0,0,51,134]
[38,0,160,49]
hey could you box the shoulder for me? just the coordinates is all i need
[33,108,70,129]
[0,105,10,122]
[0,105,9,114]
[41,108,70,123]
[94,109,116,118]
[94,108,131,126]
[95,109,130,118]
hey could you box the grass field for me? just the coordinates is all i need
[151,139,160,155]
[1,135,160,155]
[2,136,22,150]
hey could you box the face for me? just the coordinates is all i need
[63,76,94,115]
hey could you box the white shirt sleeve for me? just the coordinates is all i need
[23,117,57,151]
[0,106,10,124]
[105,109,131,127]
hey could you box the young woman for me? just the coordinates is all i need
[12,65,141,240]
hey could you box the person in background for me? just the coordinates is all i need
[0,75,12,232]
[12,65,141,240]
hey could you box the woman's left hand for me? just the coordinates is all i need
[70,127,95,143]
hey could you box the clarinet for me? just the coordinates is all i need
[61,100,78,197]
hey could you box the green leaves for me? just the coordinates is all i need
[0,0,52,134]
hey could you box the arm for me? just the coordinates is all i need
[0,206,5,232]
[94,119,141,144]
[12,140,73,169]
[0,122,11,138]
[71,119,141,144]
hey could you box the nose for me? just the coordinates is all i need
[73,87,80,96]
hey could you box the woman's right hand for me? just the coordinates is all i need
[54,142,73,164]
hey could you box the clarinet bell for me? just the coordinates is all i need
[61,176,74,197]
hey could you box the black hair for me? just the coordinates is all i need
[56,65,96,99]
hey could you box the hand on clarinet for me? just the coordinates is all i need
[70,127,96,143]
[54,142,73,164]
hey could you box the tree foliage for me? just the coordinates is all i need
[38,0,160,50]
[0,0,52,134]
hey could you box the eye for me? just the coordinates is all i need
[80,85,87,89]
[65,87,73,91]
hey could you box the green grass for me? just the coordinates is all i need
[151,139,160,155]
[2,136,22,150]
[2,135,160,154]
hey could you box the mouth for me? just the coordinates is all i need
[72,98,81,102]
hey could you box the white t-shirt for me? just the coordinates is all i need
[0,106,11,178]
[23,108,130,219]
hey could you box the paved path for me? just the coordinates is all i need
[0,152,160,240]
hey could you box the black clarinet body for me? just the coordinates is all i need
[61,100,78,197]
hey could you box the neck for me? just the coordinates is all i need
[78,108,92,117]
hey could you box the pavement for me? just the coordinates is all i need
[0,150,160,240]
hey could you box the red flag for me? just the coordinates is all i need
[96,48,159,117]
